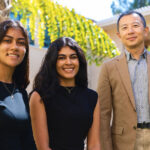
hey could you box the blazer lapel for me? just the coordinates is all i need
[115,53,136,110]
[146,52,150,105]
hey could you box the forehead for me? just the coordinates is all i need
[58,46,76,54]
[5,27,25,38]
[119,13,143,26]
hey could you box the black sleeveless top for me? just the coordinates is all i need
[37,86,98,150]
[0,81,36,150]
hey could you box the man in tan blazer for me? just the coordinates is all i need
[97,11,150,150]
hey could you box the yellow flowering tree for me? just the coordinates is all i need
[11,0,120,65]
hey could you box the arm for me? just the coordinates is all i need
[97,63,113,150]
[29,91,52,150]
[87,98,101,150]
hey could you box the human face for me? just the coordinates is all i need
[0,27,26,69]
[56,46,79,86]
[117,13,149,50]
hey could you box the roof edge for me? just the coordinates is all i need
[98,5,150,27]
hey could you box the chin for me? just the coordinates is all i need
[8,63,20,68]
[64,76,75,80]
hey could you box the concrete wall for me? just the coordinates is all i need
[27,46,47,93]
[88,64,101,90]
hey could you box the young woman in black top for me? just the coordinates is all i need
[30,37,101,150]
[0,20,36,150]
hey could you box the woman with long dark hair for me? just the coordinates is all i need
[30,37,100,150]
[0,20,36,150]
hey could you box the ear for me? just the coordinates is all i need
[116,32,121,39]
[144,26,149,37]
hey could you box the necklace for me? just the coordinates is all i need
[2,82,15,100]
[64,87,74,94]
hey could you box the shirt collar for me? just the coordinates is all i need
[125,49,147,61]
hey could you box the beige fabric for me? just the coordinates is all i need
[97,52,150,150]
[134,128,150,150]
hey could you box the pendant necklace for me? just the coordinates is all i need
[64,87,74,94]
[2,82,15,100]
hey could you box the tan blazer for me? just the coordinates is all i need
[97,52,150,150]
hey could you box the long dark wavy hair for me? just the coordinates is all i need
[0,20,29,89]
[33,37,88,101]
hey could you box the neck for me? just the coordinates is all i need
[59,79,75,87]
[0,64,14,83]
[126,45,145,60]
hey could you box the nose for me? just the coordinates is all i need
[65,57,72,64]
[11,41,18,51]
[128,27,134,34]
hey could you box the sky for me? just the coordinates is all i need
[54,0,113,21]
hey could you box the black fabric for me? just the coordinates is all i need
[137,122,150,129]
[0,81,36,150]
[37,86,98,150]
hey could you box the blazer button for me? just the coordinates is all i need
[133,126,137,130]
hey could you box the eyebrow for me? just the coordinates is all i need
[4,35,25,40]
[120,21,141,26]
[58,53,77,56]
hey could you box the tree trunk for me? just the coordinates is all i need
[0,0,11,22]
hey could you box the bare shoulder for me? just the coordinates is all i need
[30,91,41,99]
[29,91,43,106]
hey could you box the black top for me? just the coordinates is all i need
[0,81,36,150]
[37,86,98,150]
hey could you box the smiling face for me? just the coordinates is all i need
[0,27,26,69]
[117,13,149,51]
[56,46,79,86]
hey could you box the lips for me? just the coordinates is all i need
[7,53,19,58]
[127,36,137,40]
[63,68,74,73]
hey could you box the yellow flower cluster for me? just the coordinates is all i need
[12,0,120,65]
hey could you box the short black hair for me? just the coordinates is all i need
[117,10,146,32]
